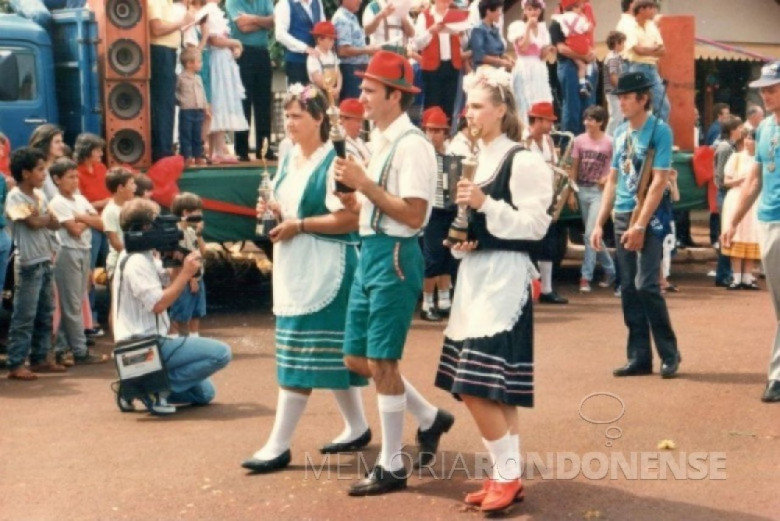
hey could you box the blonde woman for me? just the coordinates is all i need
[434,67,553,514]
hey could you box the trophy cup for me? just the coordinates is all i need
[255,138,278,238]
[323,76,354,193]
[444,125,482,246]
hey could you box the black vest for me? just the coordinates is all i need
[468,145,542,255]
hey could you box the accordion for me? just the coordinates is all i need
[436,154,464,210]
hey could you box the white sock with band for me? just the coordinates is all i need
[331,387,370,443]
[485,432,521,482]
[422,292,435,312]
[402,376,438,431]
[253,389,309,460]
[377,393,406,471]
[437,287,451,310]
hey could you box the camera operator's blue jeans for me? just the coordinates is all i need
[160,336,232,405]
[625,62,670,122]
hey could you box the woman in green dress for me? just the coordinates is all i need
[242,85,371,474]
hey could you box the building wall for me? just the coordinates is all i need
[505,0,780,45]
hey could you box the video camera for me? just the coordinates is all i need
[124,214,187,267]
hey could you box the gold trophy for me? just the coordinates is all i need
[444,125,482,246]
[255,138,278,238]
[323,75,353,193]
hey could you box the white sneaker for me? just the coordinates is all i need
[141,391,177,415]
[579,279,592,293]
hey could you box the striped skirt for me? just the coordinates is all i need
[434,297,534,407]
[275,266,368,390]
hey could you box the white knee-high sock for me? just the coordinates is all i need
[485,432,521,482]
[402,376,438,431]
[539,261,553,294]
[377,393,406,471]
[331,387,370,443]
[253,389,309,460]
[510,433,522,478]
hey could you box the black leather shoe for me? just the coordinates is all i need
[715,279,732,288]
[415,409,455,468]
[437,307,451,318]
[761,380,780,403]
[660,354,681,379]
[237,155,251,162]
[539,291,568,304]
[420,308,442,322]
[348,465,407,496]
[613,363,653,377]
[264,151,278,161]
[241,449,291,473]
[320,428,372,454]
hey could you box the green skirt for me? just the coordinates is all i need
[275,246,368,389]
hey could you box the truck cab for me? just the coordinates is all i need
[0,14,58,148]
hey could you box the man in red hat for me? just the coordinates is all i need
[339,98,371,164]
[525,101,569,305]
[420,106,457,322]
[334,50,454,496]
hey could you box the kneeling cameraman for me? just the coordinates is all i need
[112,198,231,415]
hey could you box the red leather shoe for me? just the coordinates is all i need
[464,479,493,506]
[480,479,524,513]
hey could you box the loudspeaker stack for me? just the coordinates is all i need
[103,0,151,168]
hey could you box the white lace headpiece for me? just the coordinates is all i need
[462,66,512,102]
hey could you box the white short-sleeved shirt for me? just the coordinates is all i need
[102,199,123,275]
[624,19,663,65]
[111,251,170,342]
[49,193,96,249]
[359,113,437,237]
[306,50,340,81]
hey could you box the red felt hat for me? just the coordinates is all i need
[528,101,558,121]
[355,50,420,94]
[422,107,449,129]
[560,0,580,9]
[339,98,365,118]
[311,21,336,38]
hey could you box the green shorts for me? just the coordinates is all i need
[343,235,424,360]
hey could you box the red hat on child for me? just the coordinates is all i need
[356,50,420,94]
[528,101,558,121]
[311,21,337,38]
[422,107,449,129]
[560,0,580,9]
[339,98,365,119]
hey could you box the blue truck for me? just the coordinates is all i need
[0,10,100,149]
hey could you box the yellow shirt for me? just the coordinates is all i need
[148,0,182,49]
[624,19,663,65]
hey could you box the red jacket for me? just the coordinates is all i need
[77,162,111,203]
[420,8,469,72]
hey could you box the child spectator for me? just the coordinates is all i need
[28,123,65,200]
[103,167,137,281]
[604,31,626,136]
[134,174,154,199]
[307,21,342,102]
[48,158,107,365]
[182,0,212,160]
[177,47,210,166]
[75,133,110,332]
[5,147,61,380]
[0,132,12,181]
[203,0,248,164]
[722,129,761,290]
[661,169,680,293]
[0,134,12,300]
[570,105,617,293]
[170,193,208,337]
[552,0,594,98]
